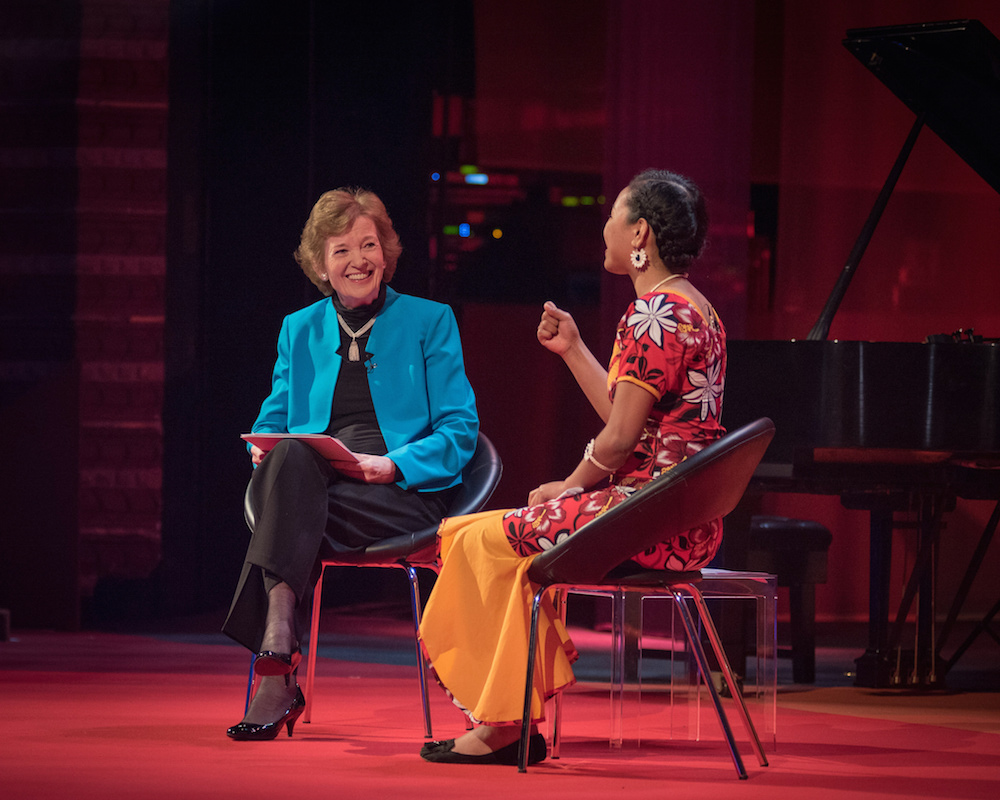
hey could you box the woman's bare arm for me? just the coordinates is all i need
[528,381,655,504]
[537,301,612,422]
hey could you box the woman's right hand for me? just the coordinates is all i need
[537,301,580,356]
[250,445,266,467]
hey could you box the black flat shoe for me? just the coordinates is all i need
[226,686,306,741]
[419,733,547,766]
[253,645,302,677]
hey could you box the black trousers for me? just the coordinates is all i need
[222,439,453,652]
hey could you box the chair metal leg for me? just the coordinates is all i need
[404,563,434,739]
[294,561,443,734]
[303,564,327,724]
[550,589,568,759]
[551,588,631,754]
[550,692,563,759]
[519,588,546,772]
[244,654,256,713]
[610,589,626,749]
[669,589,749,779]
[682,584,768,767]
[535,579,768,778]
[673,583,769,777]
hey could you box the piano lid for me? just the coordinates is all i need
[843,19,1000,194]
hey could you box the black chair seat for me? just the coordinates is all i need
[325,527,440,565]
[602,561,704,585]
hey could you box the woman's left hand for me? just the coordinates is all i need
[335,454,397,484]
[528,480,571,506]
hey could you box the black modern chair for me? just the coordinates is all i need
[517,418,775,778]
[243,432,502,738]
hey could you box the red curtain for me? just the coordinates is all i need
[602,0,755,346]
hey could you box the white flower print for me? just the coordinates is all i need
[625,294,678,347]
[538,531,571,550]
[682,358,724,420]
[653,432,687,470]
[517,502,567,536]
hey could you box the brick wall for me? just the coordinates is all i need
[0,0,168,627]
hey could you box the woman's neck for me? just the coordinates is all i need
[634,269,687,296]
[333,284,387,326]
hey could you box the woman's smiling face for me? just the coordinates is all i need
[322,215,386,308]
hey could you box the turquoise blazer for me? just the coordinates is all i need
[251,287,479,491]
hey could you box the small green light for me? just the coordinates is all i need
[580,196,595,205]
[561,196,580,207]
[443,224,460,236]
[459,165,479,175]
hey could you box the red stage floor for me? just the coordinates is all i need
[1,606,998,799]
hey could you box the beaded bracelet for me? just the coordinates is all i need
[584,438,615,472]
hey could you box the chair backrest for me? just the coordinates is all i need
[527,418,775,586]
[448,431,503,517]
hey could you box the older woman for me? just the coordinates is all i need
[224,188,478,741]
[418,169,726,765]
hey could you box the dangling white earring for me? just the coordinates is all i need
[630,248,648,272]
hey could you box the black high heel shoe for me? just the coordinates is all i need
[226,685,306,741]
[253,645,302,677]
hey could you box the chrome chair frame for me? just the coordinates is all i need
[244,432,502,738]
[517,418,776,778]
[549,567,777,754]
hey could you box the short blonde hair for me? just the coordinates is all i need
[294,188,403,296]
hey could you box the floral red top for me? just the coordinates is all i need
[503,289,727,571]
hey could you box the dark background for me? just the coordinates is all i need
[2,0,998,631]
[162,0,479,619]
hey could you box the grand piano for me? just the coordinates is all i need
[724,19,1000,688]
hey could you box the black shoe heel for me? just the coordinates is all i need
[226,686,306,741]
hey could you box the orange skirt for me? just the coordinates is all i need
[418,509,578,725]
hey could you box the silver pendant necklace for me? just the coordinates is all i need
[336,313,376,361]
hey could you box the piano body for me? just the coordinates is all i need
[724,19,1000,688]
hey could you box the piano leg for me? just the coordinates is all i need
[887,494,946,687]
[854,506,894,688]
[852,493,951,688]
[917,497,941,686]
[916,538,936,686]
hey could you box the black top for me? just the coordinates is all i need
[326,285,388,456]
